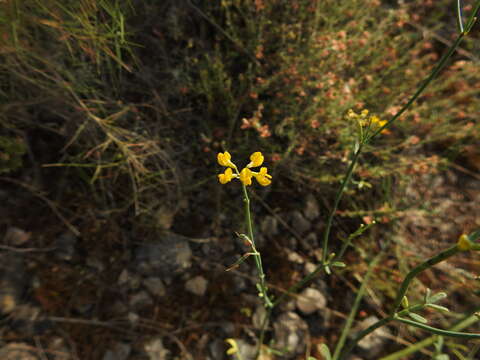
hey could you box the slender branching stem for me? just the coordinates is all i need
[322,143,363,264]
[332,253,383,360]
[389,245,460,317]
[242,184,272,308]
[338,244,464,360]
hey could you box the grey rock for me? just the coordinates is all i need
[252,304,267,329]
[219,321,235,335]
[185,275,208,296]
[48,337,71,360]
[128,312,139,324]
[0,343,39,360]
[303,262,317,275]
[231,275,248,294]
[0,253,27,314]
[303,194,320,220]
[260,215,279,237]
[286,249,305,264]
[143,277,166,297]
[290,211,311,235]
[273,312,308,357]
[303,232,318,249]
[353,316,391,358]
[8,304,43,336]
[118,269,141,290]
[86,256,105,272]
[103,342,131,360]
[296,287,327,315]
[226,339,257,360]
[118,269,130,285]
[208,338,225,360]
[55,232,78,261]
[4,227,31,246]
[111,301,128,315]
[129,291,153,310]
[135,233,192,276]
[144,337,170,360]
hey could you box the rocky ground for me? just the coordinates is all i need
[0,163,479,359]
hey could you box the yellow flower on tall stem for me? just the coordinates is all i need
[218,168,234,184]
[216,151,272,187]
[253,167,272,186]
[239,168,253,186]
[247,151,264,168]
[217,151,236,168]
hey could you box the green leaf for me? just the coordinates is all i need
[426,304,450,313]
[319,344,331,360]
[433,354,449,360]
[428,292,447,304]
[408,312,428,323]
[332,261,346,268]
[425,288,432,303]
[324,265,331,275]
[401,296,409,309]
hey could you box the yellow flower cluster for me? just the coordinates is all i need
[347,109,389,134]
[217,151,272,186]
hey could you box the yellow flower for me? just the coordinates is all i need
[218,168,234,184]
[239,168,253,186]
[247,151,264,168]
[225,338,239,356]
[458,234,472,251]
[371,115,386,127]
[218,151,236,168]
[253,167,272,186]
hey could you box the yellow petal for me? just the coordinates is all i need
[254,167,272,186]
[218,168,233,184]
[217,151,235,168]
[458,234,472,251]
[239,168,253,186]
[225,338,239,355]
[247,151,264,168]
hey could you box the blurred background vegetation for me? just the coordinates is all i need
[1,0,479,358]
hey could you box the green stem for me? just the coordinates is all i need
[389,245,460,317]
[380,310,480,360]
[339,316,394,360]
[273,143,364,307]
[338,242,462,360]
[394,316,480,339]
[370,32,466,139]
[255,306,273,359]
[322,143,363,264]
[242,184,272,308]
[333,253,383,360]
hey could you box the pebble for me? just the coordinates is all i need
[129,291,153,309]
[54,232,78,261]
[273,312,308,358]
[353,316,391,358]
[135,233,192,276]
[185,275,208,296]
[144,337,170,360]
[4,227,31,246]
[143,277,166,297]
[260,215,279,238]
[296,287,327,315]
[226,339,257,360]
[0,343,39,360]
[290,211,311,235]
[102,342,131,360]
[0,253,27,314]
[303,193,320,220]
